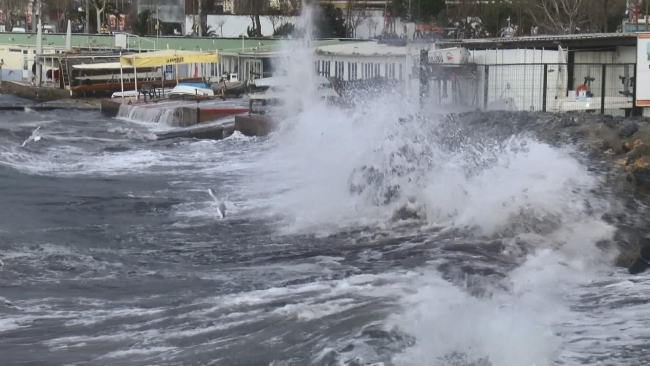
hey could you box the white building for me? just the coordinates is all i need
[314,41,408,81]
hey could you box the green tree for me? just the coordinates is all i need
[315,4,348,38]
[134,10,151,36]
[274,22,296,37]
[389,0,445,22]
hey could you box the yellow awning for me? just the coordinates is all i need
[120,49,218,68]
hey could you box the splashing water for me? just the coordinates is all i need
[242,2,625,364]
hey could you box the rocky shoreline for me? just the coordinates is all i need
[440,110,650,270]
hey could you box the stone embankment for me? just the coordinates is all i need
[442,110,650,270]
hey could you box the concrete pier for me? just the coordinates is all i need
[234,114,276,136]
[0,98,101,111]
[0,80,72,101]
[101,98,248,127]
[156,121,236,140]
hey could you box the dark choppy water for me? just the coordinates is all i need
[1,95,649,366]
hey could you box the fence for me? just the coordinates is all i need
[424,63,637,116]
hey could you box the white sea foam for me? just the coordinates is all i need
[234,1,632,364]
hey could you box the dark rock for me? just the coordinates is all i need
[629,255,650,274]
[619,121,638,137]
[604,119,617,129]
[622,141,632,153]
[590,139,610,152]
[629,245,650,274]
[558,116,578,128]
[632,168,650,190]
[391,204,424,221]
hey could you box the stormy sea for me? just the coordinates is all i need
[2,12,650,366]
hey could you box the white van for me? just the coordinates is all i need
[12,27,26,33]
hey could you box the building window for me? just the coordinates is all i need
[348,62,357,80]
[335,61,344,79]
[386,63,395,79]
[399,63,403,81]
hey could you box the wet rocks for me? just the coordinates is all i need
[619,121,638,137]
[390,199,426,222]
[443,111,650,267]
[628,242,650,274]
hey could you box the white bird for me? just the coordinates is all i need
[22,126,42,147]
[208,188,226,219]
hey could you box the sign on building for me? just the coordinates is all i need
[636,34,650,106]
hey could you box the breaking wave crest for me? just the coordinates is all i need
[248,3,622,364]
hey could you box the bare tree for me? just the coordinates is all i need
[0,0,27,30]
[366,16,378,38]
[525,0,588,34]
[238,0,264,36]
[215,16,227,36]
[278,0,293,15]
[198,0,203,36]
[349,9,368,38]
[43,0,76,32]
[93,0,107,33]
[287,0,301,15]
[269,13,282,33]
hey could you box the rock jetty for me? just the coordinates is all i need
[439,110,650,271]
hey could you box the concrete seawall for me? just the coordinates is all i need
[234,114,276,137]
[0,80,72,101]
[101,98,248,128]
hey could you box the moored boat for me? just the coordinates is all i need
[168,84,215,99]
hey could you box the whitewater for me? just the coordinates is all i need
[1,7,650,366]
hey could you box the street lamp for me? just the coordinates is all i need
[156,5,161,38]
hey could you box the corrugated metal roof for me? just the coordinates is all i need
[441,32,636,44]
[436,33,639,50]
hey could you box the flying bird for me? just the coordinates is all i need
[22,126,42,147]
[208,188,226,219]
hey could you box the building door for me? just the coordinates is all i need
[243,59,262,81]
[22,49,29,79]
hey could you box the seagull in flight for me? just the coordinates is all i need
[208,188,226,219]
[22,126,42,147]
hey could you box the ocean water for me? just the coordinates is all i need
[1,90,649,366]
[1,11,650,366]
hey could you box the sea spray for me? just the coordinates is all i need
[243,2,622,364]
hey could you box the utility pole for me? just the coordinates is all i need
[643,0,650,32]
[198,0,202,36]
[31,0,36,32]
[85,0,90,33]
